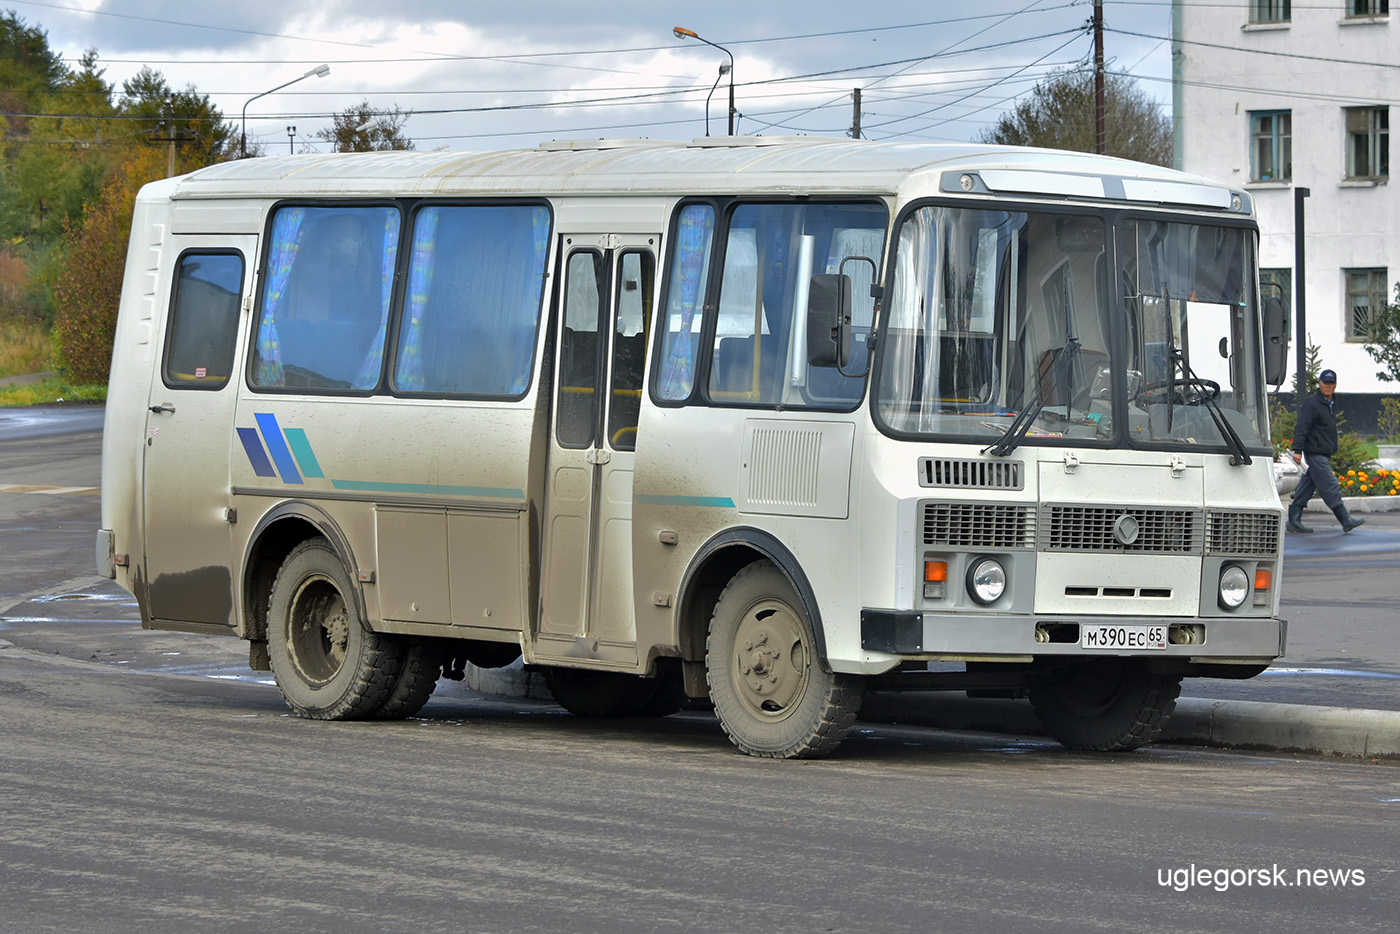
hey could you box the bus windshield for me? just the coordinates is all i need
[874,204,1270,455]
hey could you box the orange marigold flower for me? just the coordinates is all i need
[1360,485,1369,492]
[1347,469,1357,477]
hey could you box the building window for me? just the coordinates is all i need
[1348,0,1388,17]
[1250,0,1290,23]
[1250,111,1292,182]
[1345,107,1389,180]
[1345,268,1388,342]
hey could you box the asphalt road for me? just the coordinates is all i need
[3,406,1400,933]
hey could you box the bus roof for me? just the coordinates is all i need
[158,137,1249,214]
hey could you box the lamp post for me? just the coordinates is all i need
[287,126,296,155]
[674,27,734,135]
[241,63,330,158]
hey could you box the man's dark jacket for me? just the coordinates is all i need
[1292,391,1339,457]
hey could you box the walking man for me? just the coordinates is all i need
[1287,368,1365,533]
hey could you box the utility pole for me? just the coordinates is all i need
[1093,0,1106,155]
[1294,187,1310,397]
[851,88,862,140]
[147,95,197,178]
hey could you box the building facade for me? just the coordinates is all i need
[1175,0,1396,403]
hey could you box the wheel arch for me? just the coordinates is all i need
[674,527,831,673]
[239,500,364,643]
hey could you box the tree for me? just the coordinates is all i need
[51,146,166,383]
[119,66,239,169]
[316,101,414,152]
[1362,283,1400,384]
[977,68,1172,166]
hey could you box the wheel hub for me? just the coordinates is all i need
[324,610,350,650]
[732,604,808,717]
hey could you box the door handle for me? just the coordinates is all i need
[149,403,176,414]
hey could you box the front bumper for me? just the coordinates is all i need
[861,608,1286,663]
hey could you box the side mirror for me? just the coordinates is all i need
[806,273,852,369]
[1262,294,1289,386]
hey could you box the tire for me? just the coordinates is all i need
[371,637,444,720]
[266,539,403,720]
[705,560,862,759]
[1029,658,1182,751]
[543,666,676,718]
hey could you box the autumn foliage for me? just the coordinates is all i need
[52,147,165,384]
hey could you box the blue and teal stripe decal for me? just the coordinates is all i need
[635,493,736,508]
[236,413,521,500]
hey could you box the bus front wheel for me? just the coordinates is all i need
[706,560,862,758]
[267,539,403,720]
[1028,658,1182,751]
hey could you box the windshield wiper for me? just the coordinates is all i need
[983,335,1079,457]
[1170,347,1253,466]
[982,384,1045,457]
[1161,285,1177,434]
[1159,286,1251,465]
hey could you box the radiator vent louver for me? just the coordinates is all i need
[922,502,1036,549]
[919,457,1024,490]
[1206,510,1281,557]
[1040,505,1201,554]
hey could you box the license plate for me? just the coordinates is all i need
[1080,624,1167,651]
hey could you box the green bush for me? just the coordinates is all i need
[1379,398,1400,444]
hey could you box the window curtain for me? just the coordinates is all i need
[352,210,402,390]
[394,208,440,391]
[658,205,714,399]
[254,208,308,385]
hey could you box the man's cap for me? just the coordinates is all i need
[1320,369,1337,383]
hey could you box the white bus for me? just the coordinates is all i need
[98,138,1290,758]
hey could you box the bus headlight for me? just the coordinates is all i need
[1218,565,1250,609]
[966,557,1007,606]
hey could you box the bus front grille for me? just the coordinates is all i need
[919,457,1024,490]
[921,502,1036,549]
[1039,504,1201,554]
[1206,510,1281,557]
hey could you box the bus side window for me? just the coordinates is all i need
[393,204,551,397]
[608,250,653,451]
[251,205,401,392]
[163,251,244,390]
[655,203,715,402]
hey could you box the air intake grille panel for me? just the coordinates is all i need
[1206,510,1281,557]
[1039,504,1201,554]
[919,458,1024,490]
[922,502,1036,549]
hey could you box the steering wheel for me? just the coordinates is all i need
[1177,377,1220,405]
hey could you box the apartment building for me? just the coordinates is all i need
[1175,0,1395,407]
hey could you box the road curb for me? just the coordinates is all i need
[858,693,1400,758]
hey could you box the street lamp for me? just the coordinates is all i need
[241,64,330,158]
[674,27,734,136]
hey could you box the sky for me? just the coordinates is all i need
[10,0,1180,154]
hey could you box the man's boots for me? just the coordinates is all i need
[1286,502,1313,533]
[1333,504,1365,533]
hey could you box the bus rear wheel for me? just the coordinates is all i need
[705,561,862,759]
[267,539,403,720]
[371,637,444,720]
[1028,658,1182,751]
